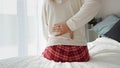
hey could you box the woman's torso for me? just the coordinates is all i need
[45,0,87,46]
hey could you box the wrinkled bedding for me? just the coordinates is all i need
[0,37,120,68]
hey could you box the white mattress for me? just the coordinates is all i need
[0,37,120,68]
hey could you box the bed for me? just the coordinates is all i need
[0,37,120,68]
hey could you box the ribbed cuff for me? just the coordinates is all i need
[66,20,77,31]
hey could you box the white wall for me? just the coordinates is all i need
[97,0,120,18]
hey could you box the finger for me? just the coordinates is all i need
[54,24,58,27]
[55,31,64,36]
[55,33,63,36]
[52,27,60,32]
[52,29,60,32]
[54,24,60,27]
[56,31,74,39]
[69,31,74,39]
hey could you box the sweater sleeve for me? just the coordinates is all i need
[66,0,101,31]
[42,3,48,41]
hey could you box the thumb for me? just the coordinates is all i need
[69,31,74,39]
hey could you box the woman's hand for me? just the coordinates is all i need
[52,22,74,39]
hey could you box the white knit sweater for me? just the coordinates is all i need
[42,0,100,46]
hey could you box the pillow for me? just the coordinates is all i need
[92,15,120,36]
[104,20,120,42]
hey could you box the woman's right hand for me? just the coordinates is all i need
[52,22,74,39]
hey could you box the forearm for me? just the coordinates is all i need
[66,0,101,31]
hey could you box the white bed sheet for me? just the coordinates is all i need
[0,37,120,68]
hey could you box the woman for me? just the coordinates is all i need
[42,0,100,62]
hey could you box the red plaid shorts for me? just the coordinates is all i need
[42,45,90,62]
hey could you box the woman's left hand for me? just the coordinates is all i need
[52,22,74,39]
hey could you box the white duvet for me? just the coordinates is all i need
[0,37,120,68]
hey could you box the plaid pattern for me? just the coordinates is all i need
[42,45,90,62]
